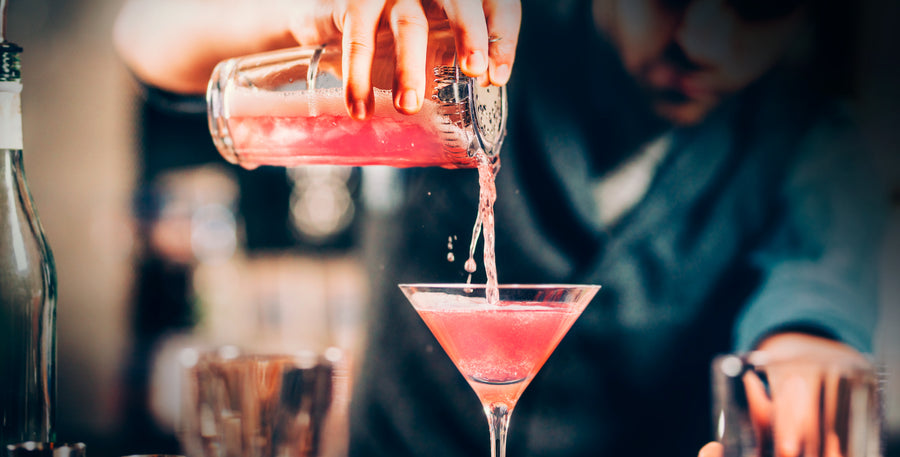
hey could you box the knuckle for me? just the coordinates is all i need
[390,11,429,33]
[346,39,375,55]
[488,42,513,60]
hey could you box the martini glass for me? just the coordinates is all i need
[399,283,600,457]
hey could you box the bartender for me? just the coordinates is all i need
[113,1,886,457]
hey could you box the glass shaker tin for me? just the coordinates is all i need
[207,39,507,170]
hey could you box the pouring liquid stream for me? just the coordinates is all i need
[464,150,500,304]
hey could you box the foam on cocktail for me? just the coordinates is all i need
[408,291,569,312]
[225,86,442,119]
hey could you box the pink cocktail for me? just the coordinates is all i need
[416,303,583,406]
[228,114,454,168]
[400,284,599,457]
[218,87,476,169]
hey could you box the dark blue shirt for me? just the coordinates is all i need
[348,2,886,457]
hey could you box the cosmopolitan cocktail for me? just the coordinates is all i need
[400,284,599,457]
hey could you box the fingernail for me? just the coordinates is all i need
[398,89,419,112]
[492,64,510,85]
[464,50,487,75]
[351,99,368,120]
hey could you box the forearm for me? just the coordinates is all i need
[114,0,520,116]
[113,0,310,94]
[736,100,890,354]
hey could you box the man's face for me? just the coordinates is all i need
[594,0,808,125]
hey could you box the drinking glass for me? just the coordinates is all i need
[121,454,184,457]
[712,351,882,457]
[5,442,85,457]
[178,345,347,457]
[399,283,600,457]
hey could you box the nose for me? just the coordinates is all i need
[675,0,734,69]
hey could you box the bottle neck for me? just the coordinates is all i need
[1,40,23,152]
[0,78,22,151]
[0,78,22,194]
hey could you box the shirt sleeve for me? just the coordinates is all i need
[733,108,889,353]
[132,76,207,115]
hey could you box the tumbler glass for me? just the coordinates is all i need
[121,454,184,457]
[177,345,347,457]
[712,352,882,457]
[5,442,85,457]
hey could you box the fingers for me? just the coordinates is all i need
[823,371,848,457]
[743,370,774,453]
[438,0,521,84]
[771,373,817,457]
[743,368,820,457]
[389,0,430,113]
[440,0,491,77]
[338,0,520,118]
[734,336,875,457]
[483,0,520,85]
[340,0,387,120]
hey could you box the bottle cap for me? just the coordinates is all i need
[0,0,22,83]
[0,42,21,82]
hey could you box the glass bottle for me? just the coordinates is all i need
[0,0,57,446]
[207,26,507,170]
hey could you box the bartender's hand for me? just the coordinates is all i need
[114,0,521,118]
[317,0,521,118]
[697,332,870,457]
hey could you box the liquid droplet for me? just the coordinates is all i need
[464,258,477,273]
[447,252,455,262]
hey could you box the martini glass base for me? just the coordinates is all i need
[487,402,512,457]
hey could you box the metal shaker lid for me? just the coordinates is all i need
[433,65,508,159]
[467,79,507,157]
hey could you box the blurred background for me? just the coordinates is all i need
[4,0,900,456]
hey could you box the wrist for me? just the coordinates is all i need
[755,331,866,363]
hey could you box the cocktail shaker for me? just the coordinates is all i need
[206,34,507,170]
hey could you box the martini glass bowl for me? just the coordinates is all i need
[399,283,600,457]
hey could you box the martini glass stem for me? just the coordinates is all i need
[486,402,512,457]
